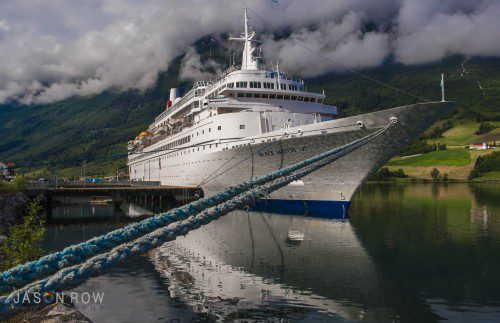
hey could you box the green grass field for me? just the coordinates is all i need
[428,122,500,146]
[387,149,471,166]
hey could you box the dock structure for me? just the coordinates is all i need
[24,183,204,217]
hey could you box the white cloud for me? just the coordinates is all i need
[0,0,499,104]
[261,12,390,77]
[395,0,500,64]
[179,46,223,81]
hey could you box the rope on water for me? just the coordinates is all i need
[0,121,391,316]
[0,121,394,291]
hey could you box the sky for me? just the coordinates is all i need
[0,0,499,104]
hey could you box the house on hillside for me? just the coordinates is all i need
[469,142,495,150]
[0,161,16,181]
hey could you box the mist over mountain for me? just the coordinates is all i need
[1,0,499,104]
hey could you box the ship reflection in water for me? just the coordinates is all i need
[42,183,500,322]
[153,212,378,321]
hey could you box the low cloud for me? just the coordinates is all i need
[0,0,499,104]
[261,12,390,77]
[179,47,223,81]
[395,0,500,64]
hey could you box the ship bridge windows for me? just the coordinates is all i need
[236,81,247,88]
[263,82,274,89]
[232,91,321,103]
[289,84,298,91]
[227,82,234,88]
[280,84,287,90]
[249,81,261,88]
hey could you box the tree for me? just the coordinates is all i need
[378,167,392,181]
[393,169,407,178]
[437,143,447,151]
[370,167,391,181]
[468,151,500,179]
[0,198,46,270]
[431,168,440,181]
[475,122,497,135]
[400,138,436,156]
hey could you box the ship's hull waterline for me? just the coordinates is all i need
[129,102,454,214]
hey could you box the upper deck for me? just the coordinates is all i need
[153,66,332,127]
[128,6,337,154]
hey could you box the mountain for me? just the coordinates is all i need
[0,50,499,178]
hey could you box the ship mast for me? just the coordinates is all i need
[229,5,259,70]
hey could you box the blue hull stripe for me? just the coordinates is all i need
[251,199,350,219]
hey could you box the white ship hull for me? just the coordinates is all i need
[129,102,454,214]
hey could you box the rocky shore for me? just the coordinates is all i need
[0,192,30,235]
[6,303,91,323]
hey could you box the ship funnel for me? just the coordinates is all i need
[167,88,178,108]
[169,88,178,102]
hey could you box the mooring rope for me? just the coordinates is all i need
[0,120,394,292]
[0,120,391,316]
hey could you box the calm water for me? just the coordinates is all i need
[41,183,500,322]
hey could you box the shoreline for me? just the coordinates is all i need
[368,178,499,184]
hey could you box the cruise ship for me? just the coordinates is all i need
[127,8,454,214]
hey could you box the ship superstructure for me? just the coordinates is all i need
[127,7,454,214]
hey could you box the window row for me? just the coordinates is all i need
[249,81,261,88]
[225,81,303,91]
[159,143,221,159]
[157,135,191,152]
[231,92,323,103]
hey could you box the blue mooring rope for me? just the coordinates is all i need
[0,120,394,316]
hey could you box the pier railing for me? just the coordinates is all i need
[25,180,161,189]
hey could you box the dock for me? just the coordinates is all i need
[23,182,204,218]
